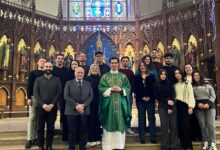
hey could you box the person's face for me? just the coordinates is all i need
[71,61,79,70]
[160,71,167,81]
[150,50,158,59]
[80,53,86,62]
[91,65,98,75]
[193,72,201,82]
[75,68,84,80]
[121,58,129,68]
[140,62,146,72]
[175,70,182,80]
[37,58,46,69]
[165,57,173,65]
[185,64,193,75]
[110,59,119,71]
[144,57,151,65]
[56,55,64,66]
[43,62,53,75]
[96,54,103,63]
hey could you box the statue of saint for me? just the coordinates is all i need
[64,52,73,68]
[0,42,10,68]
[171,45,180,66]
[185,42,196,67]
[20,46,29,70]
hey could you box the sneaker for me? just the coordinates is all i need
[202,141,208,150]
[95,141,101,145]
[209,142,217,150]
[126,128,134,134]
[25,140,32,149]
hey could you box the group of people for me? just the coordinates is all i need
[24,49,217,150]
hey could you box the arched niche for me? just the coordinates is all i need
[0,86,10,106]
[49,45,56,66]
[157,41,164,63]
[64,44,75,68]
[141,44,150,58]
[185,35,197,67]
[171,38,181,66]
[16,88,27,106]
[0,35,10,69]
[124,44,135,72]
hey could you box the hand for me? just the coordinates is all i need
[143,97,150,101]
[112,85,122,93]
[76,104,85,114]
[198,103,204,109]
[188,107,193,115]
[168,100,174,106]
[203,104,210,109]
[42,104,49,111]
[27,99,32,106]
[168,109,173,114]
[47,104,54,112]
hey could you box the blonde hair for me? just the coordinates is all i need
[87,64,101,77]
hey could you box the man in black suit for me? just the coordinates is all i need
[64,67,94,150]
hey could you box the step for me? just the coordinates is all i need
[1,141,220,150]
[0,131,220,146]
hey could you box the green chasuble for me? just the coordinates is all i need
[99,72,131,132]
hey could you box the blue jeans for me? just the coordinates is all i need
[136,100,156,141]
[196,108,216,143]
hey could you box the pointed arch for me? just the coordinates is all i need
[16,87,27,106]
[0,86,10,106]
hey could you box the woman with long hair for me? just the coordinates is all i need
[66,60,79,81]
[184,64,202,141]
[154,69,177,150]
[192,71,217,150]
[174,69,195,150]
[85,64,102,146]
[134,62,157,144]
[141,55,157,79]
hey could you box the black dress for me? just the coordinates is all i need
[85,75,101,142]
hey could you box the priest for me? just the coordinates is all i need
[99,57,131,150]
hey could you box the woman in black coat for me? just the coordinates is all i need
[134,62,157,144]
[66,60,79,81]
[85,64,101,146]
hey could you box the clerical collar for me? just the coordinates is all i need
[75,78,82,82]
[110,70,118,74]
[44,74,52,79]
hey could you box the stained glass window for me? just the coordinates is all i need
[69,0,84,20]
[67,0,127,19]
[85,0,111,18]
[112,0,127,17]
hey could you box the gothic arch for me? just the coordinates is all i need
[15,87,27,106]
[0,86,10,106]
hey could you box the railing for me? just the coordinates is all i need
[167,1,194,11]
[139,10,162,21]
[35,10,58,20]
[1,0,30,11]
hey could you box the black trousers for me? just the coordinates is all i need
[158,106,178,149]
[66,115,88,150]
[176,100,193,149]
[37,107,57,147]
[60,99,68,141]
